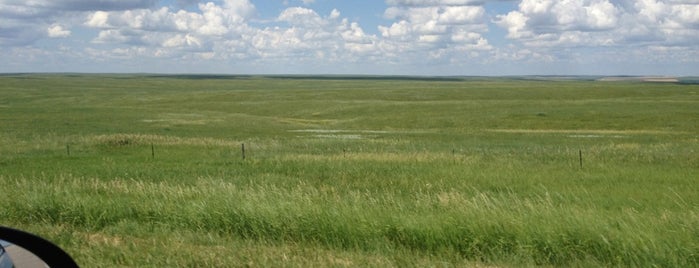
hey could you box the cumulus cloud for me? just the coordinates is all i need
[377,0,493,64]
[629,0,699,45]
[494,0,699,63]
[47,24,71,38]
[1,0,698,74]
[84,0,256,52]
[85,1,254,34]
[494,0,699,65]
[496,0,619,43]
[250,7,379,63]
[385,0,488,6]
[0,0,158,18]
[0,0,158,46]
[278,7,326,27]
[77,1,384,66]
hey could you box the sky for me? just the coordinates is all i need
[1,0,698,75]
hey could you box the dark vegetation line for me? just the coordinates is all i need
[2,72,697,83]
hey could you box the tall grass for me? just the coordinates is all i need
[1,75,697,266]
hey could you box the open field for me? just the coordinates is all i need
[1,74,698,267]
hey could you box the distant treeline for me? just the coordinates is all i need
[678,77,699,84]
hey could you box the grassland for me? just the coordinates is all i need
[0,74,697,267]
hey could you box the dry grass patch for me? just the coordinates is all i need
[486,129,683,135]
[142,113,224,125]
[284,152,459,163]
[86,133,241,147]
[277,117,342,126]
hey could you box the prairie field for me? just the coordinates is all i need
[0,74,697,267]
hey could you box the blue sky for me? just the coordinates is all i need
[1,0,697,75]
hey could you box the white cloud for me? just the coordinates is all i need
[82,0,258,58]
[278,7,325,27]
[0,0,159,46]
[251,7,380,63]
[47,24,71,38]
[78,2,386,67]
[502,0,699,48]
[377,0,493,64]
[163,34,202,48]
[85,11,111,28]
[85,2,253,35]
[385,0,487,6]
[76,0,499,69]
[497,9,527,39]
[1,0,698,74]
[439,5,485,24]
[494,0,699,65]
[496,0,620,39]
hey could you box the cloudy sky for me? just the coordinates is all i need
[1,0,697,75]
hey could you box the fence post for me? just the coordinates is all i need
[242,143,246,160]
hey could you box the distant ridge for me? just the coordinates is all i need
[597,76,679,82]
[1,73,697,83]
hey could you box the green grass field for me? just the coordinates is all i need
[1,74,697,267]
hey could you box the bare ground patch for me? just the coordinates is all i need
[486,129,684,135]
